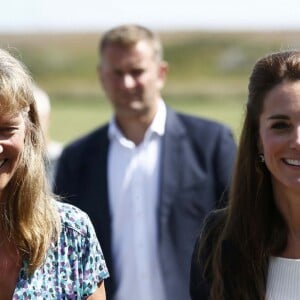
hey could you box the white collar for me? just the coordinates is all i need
[108,99,166,141]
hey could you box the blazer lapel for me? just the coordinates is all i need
[158,108,186,234]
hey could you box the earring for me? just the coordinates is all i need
[258,153,265,163]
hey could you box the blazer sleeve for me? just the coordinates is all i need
[214,125,236,207]
[190,210,226,300]
[190,236,210,300]
[54,144,79,200]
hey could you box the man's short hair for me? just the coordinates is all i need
[99,24,163,62]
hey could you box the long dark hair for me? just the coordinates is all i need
[199,50,300,299]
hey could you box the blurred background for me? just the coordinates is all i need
[1,0,300,144]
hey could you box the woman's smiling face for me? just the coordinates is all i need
[0,111,26,198]
[259,80,300,193]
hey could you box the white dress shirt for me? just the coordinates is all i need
[108,100,167,300]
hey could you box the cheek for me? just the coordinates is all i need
[141,77,159,93]
[12,131,26,157]
[12,142,25,162]
[102,77,113,90]
[261,133,285,159]
[101,73,117,89]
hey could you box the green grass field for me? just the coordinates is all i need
[50,94,245,144]
[1,30,300,144]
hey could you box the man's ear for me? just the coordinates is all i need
[157,61,169,89]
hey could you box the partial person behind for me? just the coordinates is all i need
[0,48,108,299]
[190,50,300,300]
[55,24,237,300]
[33,85,63,186]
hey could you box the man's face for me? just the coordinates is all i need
[99,41,168,121]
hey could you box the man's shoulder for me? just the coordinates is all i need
[64,123,109,152]
[170,109,232,135]
[58,124,109,166]
[55,200,93,237]
[178,111,226,127]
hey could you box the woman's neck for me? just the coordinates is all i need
[274,185,300,258]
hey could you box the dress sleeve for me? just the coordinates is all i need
[80,213,109,296]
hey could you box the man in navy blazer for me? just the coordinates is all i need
[54,24,236,300]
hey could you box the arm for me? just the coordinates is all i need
[190,210,227,299]
[190,236,210,300]
[87,281,106,300]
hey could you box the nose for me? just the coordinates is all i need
[0,145,3,153]
[123,74,135,89]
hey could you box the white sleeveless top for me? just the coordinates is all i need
[266,256,300,299]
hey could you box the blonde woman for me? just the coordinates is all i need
[0,48,108,299]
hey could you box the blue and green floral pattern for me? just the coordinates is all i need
[13,201,109,299]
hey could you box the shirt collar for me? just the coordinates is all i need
[108,99,167,141]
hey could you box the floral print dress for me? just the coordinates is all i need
[12,201,109,299]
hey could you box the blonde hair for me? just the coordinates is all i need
[33,85,51,118]
[99,24,163,62]
[0,48,60,275]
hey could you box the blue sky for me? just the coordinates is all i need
[2,0,300,32]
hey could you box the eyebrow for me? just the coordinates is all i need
[267,114,289,120]
[0,115,22,125]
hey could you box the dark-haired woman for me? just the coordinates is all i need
[190,50,300,300]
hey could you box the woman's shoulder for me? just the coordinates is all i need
[54,200,95,238]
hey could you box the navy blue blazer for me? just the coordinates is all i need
[54,108,236,300]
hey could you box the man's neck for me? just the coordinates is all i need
[116,117,152,145]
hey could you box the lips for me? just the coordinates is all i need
[284,159,300,166]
